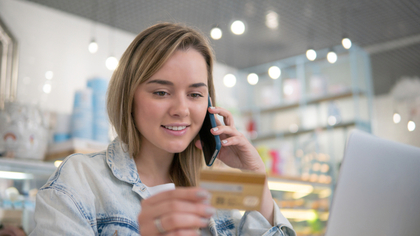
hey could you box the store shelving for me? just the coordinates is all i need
[232,45,373,235]
[242,90,364,115]
[0,158,57,178]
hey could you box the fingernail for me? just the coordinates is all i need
[196,190,211,199]
[212,127,218,131]
[222,140,228,144]
[205,206,216,216]
[201,218,210,225]
[210,106,215,110]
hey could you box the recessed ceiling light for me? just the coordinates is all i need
[342,37,352,49]
[231,20,245,35]
[268,66,281,79]
[223,74,236,87]
[210,27,222,40]
[327,51,337,64]
[306,49,317,61]
[247,73,259,85]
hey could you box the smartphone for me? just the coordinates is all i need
[199,96,222,166]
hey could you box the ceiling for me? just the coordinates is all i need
[25,0,420,95]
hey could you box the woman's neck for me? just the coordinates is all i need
[134,142,174,187]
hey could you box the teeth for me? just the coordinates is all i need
[165,126,186,131]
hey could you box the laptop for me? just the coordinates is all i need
[326,130,420,236]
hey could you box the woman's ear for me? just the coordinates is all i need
[194,139,202,150]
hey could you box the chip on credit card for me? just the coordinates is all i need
[199,169,266,211]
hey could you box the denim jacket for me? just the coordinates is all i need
[30,138,296,236]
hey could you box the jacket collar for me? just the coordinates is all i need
[106,138,140,184]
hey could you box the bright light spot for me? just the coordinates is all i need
[0,171,33,180]
[408,120,416,132]
[268,181,313,194]
[231,20,245,35]
[342,38,352,49]
[88,40,98,53]
[265,10,279,29]
[223,74,236,88]
[328,116,337,126]
[210,27,222,40]
[268,66,281,79]
[280,209,318,221]
[54,160,63,168]
[45,71,53,80]
[247,73,259,85]
[106,56,118,70]
[289,124,299,133]
[327,51,337,64]
[306,49,317,61]
[393,113,401,124]
[43,83,52,94]
[284,85,293,95]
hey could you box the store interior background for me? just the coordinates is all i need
[1,0,420,235]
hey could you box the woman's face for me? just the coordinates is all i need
[133,48,209,155]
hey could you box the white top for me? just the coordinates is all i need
[145,183,176,197]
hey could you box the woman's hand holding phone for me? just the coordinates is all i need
[138,188,215,236]
[196,106,266,173]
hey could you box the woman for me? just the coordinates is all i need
[31,23,295,236]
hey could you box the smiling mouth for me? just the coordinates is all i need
[162,125,188,131]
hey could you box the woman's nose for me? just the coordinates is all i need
[169,96,189,118]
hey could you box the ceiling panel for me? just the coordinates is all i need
[24,0,420,95]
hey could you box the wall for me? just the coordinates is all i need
[372,94,420,148]
[0,0,237,114]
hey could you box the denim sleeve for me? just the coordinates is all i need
[237,200,296,236]
[29,187,95,236]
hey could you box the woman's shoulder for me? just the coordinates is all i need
[41,151,108,190]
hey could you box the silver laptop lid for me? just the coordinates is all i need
[326,130,420,236]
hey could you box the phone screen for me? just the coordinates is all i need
[199,96,221,166]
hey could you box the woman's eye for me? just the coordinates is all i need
[154,91,168,96]
[190,93,203,98]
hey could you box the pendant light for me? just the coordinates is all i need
[106,0,118,71]
[88,0,99,54]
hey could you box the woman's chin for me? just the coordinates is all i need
[164,144,190,154]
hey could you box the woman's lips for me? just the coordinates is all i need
[161,126,188,136]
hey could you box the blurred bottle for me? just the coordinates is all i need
[87,78,109,143]
[71,89,93,140]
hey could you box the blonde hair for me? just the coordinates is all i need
[107,23,215,187]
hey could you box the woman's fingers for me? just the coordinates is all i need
[139,213,206,236]
[211,125,243,139]
[160,212,210,232]
[208,107,234,127]
[165,229,202,236]
[143,199,216,219]
[138,188,214,235]
[142,188,210,206]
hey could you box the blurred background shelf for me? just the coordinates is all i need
[0,158,56,178]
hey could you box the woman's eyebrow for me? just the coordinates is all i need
[146,79,173,85]
[146,79,207,88]
[189,82,207,88]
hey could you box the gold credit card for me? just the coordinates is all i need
[199,169,266,211]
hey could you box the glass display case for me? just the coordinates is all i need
[0,158,57,234]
